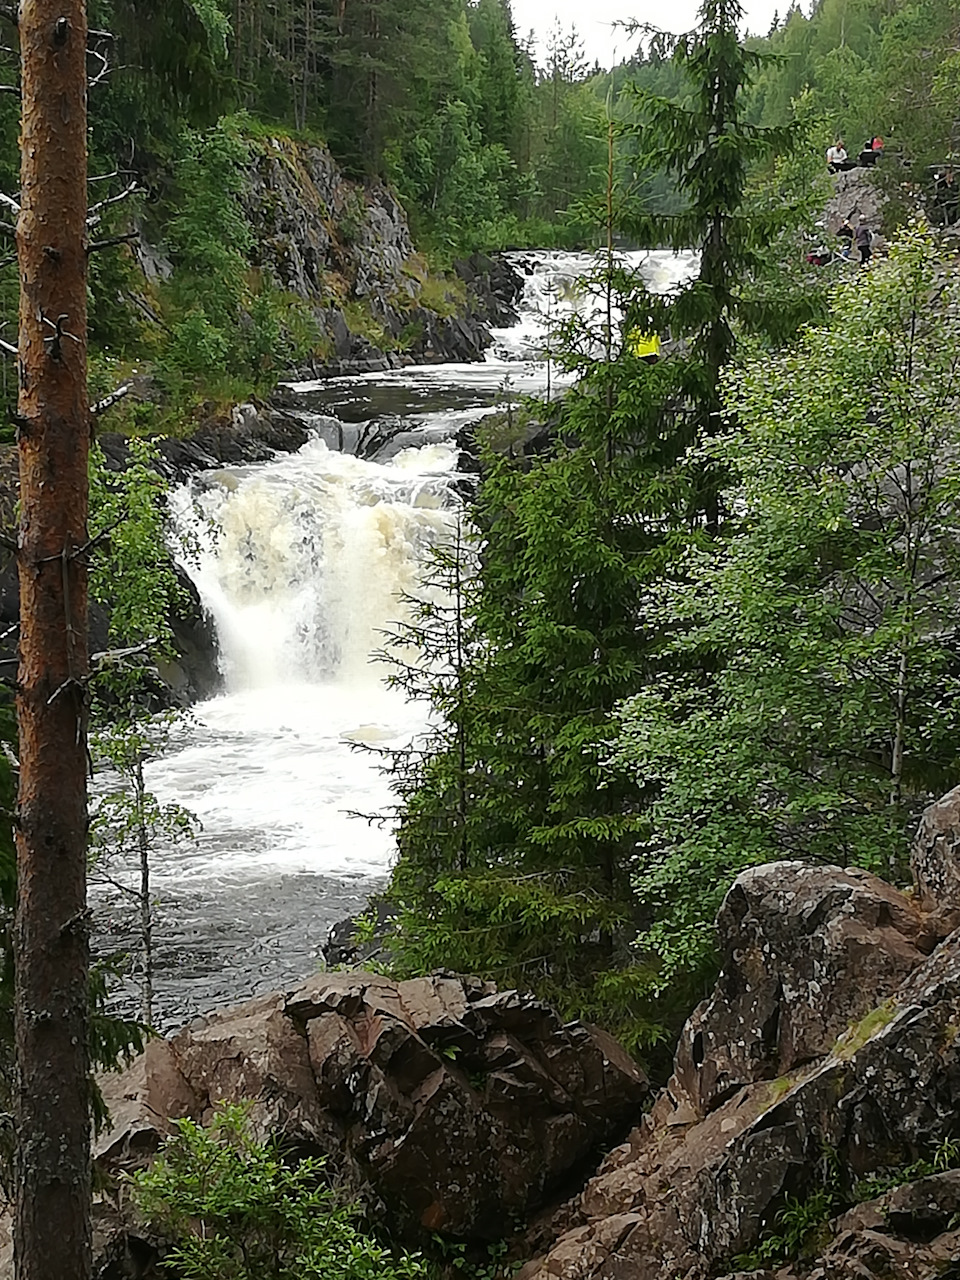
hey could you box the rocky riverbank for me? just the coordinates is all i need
[55,784,960,1280]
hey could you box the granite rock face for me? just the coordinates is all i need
[670,861,938,1120]
[719,1170,960,1280]
[517,801,960,1280]
[911,783,960,929]
[97,972,649,1240]
[239,137,520,374]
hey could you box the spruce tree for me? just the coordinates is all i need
[385,0,815,1057]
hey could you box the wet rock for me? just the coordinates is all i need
[97,972,649,1241]
[454,252,525,328]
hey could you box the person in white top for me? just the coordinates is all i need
[826,140,848,173]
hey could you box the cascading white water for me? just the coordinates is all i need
[177,440,459,690]
[488,248,701,361]
[94,248,698,1022]
[148,438,462,886]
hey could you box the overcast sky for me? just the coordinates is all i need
[511,0,787,69]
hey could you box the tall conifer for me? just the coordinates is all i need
[386,0,811,1055]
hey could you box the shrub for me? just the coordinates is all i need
[132,1103,428,1280]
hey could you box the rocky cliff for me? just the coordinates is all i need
[239,136,521,377]
[518,793,960,1280]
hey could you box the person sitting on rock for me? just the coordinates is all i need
[858,138,878,166]
[837,218,855,258]
[826,139,848,173]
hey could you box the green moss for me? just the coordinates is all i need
[832,999,898,1060]
[400,255,467,318]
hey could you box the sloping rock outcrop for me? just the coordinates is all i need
[823,166,888,237]
[240,138,521,375]
[518,816,960,1280]
[97,972,648,1241]
[719,1169,960,1280]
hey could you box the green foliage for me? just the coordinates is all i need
[87,439,201,1024]
[132,1103,428,1280]
[149,117,321,396]
[744,0,960,178]
[854,1137,960,1202]
[88,438,187,671]
[429,1234,515,1280]
[734,1136,960,1269]
[613,227,960,992]
[385,0,815,1064]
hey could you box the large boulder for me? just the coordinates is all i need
[911,784,960,928]
[97,972,648,1240]
[517,846,960,1280]
[667,862,938,1121]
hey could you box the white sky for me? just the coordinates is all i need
[510,0,786,69]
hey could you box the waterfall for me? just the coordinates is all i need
[172,438,461,691]
[92,247,700,1024]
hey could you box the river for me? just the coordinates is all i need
[92,249,698,1027]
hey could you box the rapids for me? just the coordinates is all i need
[92,248,698,1025]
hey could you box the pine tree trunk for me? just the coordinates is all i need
[14,0,91,1276]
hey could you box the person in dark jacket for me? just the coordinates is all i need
[855,222,872,266]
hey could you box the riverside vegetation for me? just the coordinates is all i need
[2,0,960,1274]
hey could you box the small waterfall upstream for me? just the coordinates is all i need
[93,248,697,1024]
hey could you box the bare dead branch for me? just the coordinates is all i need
[0,336,16,357]
[87,231,139,255]
[0,6,16,27]
[86,47,110,90]
[88,168,137,184]
[90,382,132,416]
[86,178,139,227]
[0,85,18,95]
[0,191,19,216]
[90,638,159,668]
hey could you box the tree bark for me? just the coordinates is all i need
[14,0,91,1277]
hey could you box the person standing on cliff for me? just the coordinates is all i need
[856,222,873,266]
